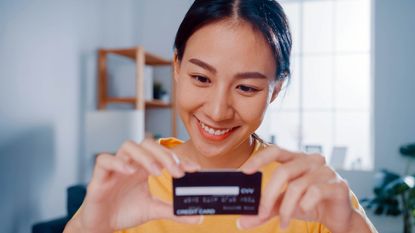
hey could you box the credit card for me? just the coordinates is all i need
[173,171,262,215]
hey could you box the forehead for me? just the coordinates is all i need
[182,20,276,77]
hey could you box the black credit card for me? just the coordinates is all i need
[173,171,262,215]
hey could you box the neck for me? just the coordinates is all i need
[180,136,256,169]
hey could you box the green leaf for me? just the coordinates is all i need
[383,176,415,196]
[400,143,415,158]
[374,169,400,195]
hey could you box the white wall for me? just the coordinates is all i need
[0,0,136,232]
[132,0,194,59]
[373,0,415,172]
[0,1,194,232]
[132,0,194,140]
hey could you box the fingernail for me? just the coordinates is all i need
[124,165,136,174]
[171,165,184,177]
[280,218,288,229]
[236,219,244,230]
[183,160,201,171]
[176,169,185,177]
[243,166,256,174]
[198,215,204,224]
[171,153,181,165]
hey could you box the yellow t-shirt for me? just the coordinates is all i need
[114,137,366,233]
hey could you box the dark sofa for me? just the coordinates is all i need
[32,184,86,233]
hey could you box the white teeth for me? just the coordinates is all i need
[200,121,232,136]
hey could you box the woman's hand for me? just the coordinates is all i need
[237,146,372,233]
[64,138,201,233]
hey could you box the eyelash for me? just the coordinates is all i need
[191,75,211,84]
[236,85,259,93]
[190,75,260,94]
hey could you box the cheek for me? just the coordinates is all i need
[235,94,269,127]
[175,76,204,113]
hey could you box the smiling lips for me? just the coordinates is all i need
[196,117,238,141]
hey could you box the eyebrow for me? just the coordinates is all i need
[188,58,268,80]
[189,58,217,74]
[235,71,267,80]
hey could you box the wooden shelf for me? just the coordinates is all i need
[100,47,171,66]
[106,97,136,104]
[97,46,177,137]
[145,100,172,108]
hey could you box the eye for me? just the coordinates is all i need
[191,75,211,84]
[236,85,259,93]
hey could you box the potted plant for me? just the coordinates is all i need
[362,142,415,233]
[153,81,166,100]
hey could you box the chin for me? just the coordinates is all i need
[193,141,229,158]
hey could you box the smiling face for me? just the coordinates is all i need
[174,19,281,160]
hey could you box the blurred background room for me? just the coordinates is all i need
[0,0,414,232]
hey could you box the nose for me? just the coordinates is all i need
[205,86,235,122]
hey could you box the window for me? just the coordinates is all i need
[257,0,372,170]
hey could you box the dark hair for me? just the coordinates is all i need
[174,0,292,81]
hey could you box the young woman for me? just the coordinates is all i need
[64,0,377,232]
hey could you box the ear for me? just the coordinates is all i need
[270,80,283,103]
[173,50,181,83]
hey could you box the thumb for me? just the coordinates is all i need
[148,198,203,225]
[237,200,278,229]
[171,215,204,225]
[237,214,269,230]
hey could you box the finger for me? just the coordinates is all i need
[278,166,335,227]
[236,214,268,230]
[141,139,200,175]
[92,153,137,184]
[119,141,166,177]
[240,146,303,174]
[260,155,325,215]
[148,198,203,224]
[299,179,350,214]
[237,194,283,230]
[179,156,202,172]
[140,139,183,176]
